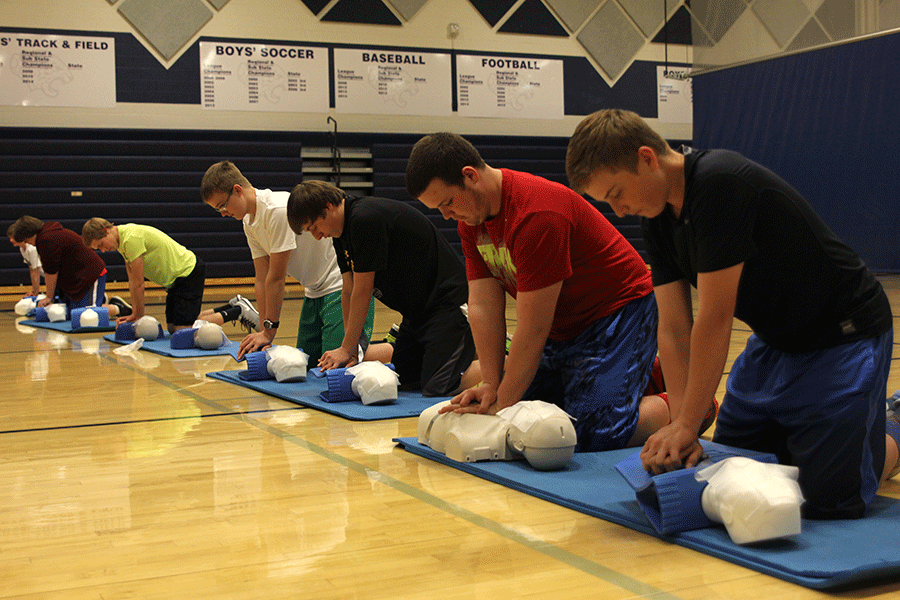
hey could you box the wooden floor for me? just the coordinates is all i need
[2,277,900,600]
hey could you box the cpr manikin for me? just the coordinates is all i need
[697,457,803,545]
[616,445,805,545]
[417,400,577,471]
[347,362,400,405]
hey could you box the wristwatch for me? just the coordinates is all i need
[263,319,280,330]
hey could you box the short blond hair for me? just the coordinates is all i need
[81,217,114,245]
[200,161,251,201]
[566,109,671,193]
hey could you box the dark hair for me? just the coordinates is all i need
[405,132,486,198]
[286,180,345,235]
[10,216,44,242]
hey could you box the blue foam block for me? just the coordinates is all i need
[206,370,447,421]
[239,351,272,381]
[322,368,359,403]
[19,319,116,333]
[169,328,196,349]
[394,437,900,590]
[104,333,241,358]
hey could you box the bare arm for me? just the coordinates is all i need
[449,279,561,415]
[29,267,42,296]
[37,272,57,307]
[641,263,742,473]
[119,256,146,323]
[238,251,292,357]
[318,270,373,370]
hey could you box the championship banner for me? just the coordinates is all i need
[456,54,563,119]
[657,66,693,124]
[0,31,115,107]
[333,48,451,116]
[200,41,329,112]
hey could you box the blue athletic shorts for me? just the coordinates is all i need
[522,292,658,452]
[65,272,107,312]
[713,330,893,520]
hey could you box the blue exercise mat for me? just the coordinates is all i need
[394,437,900,590]
[207,369,447,421]
[104,333,241,358]
[20,319,116,333]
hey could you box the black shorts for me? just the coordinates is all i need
[392,305,476,397]
[166,258,205,327]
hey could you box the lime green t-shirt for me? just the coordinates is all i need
[118,224,196,288]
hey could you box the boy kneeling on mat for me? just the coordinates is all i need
[82,218,205,334]
[566,108,896,519]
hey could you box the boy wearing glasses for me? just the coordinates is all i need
[200,161,375,362]
[81,218,204,333]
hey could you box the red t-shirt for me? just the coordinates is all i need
[459,169,652,341]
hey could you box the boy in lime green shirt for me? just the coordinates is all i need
[82,218,205,333]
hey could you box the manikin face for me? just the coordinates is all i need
[205,185,250,220]
[302,202,344,240]
[9,237,26,249]
[582,147,670,219]
[90,229,119,252]
[417,167,493,227]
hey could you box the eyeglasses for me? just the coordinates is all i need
[215,189,236,213]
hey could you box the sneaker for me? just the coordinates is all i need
[109,295,132,317]
[887,405,900,479]
[232,295,259,332]
[384,323,400,344]
[889,390,900,411]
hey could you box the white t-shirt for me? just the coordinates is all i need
[21,243,44,275]
[243,188,342,298]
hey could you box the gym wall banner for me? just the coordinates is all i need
[199,41,329,113]
[456,54,563,119]
[0,31,115,107]
[333,47,452,117]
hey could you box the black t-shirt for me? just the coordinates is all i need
[642,147,891,353]
[333,195,468,322]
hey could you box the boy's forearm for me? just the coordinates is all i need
[29,268,41,295]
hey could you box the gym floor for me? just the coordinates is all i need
[1,277,899,599]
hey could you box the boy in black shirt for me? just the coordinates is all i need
[566,108,895,519]
[286,180,480,397]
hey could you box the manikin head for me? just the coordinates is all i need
[697,457,804,545]
[347,362,400,405]
[265,346,309,383]
[134,315,161,340]
[79,308,100,327]
[194,321,227,350]
[46,304,67,322]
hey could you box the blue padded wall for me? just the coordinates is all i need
[693,31,900,273]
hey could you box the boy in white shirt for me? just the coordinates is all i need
[200,161,376,361]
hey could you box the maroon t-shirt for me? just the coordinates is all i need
[35,222,106,300]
